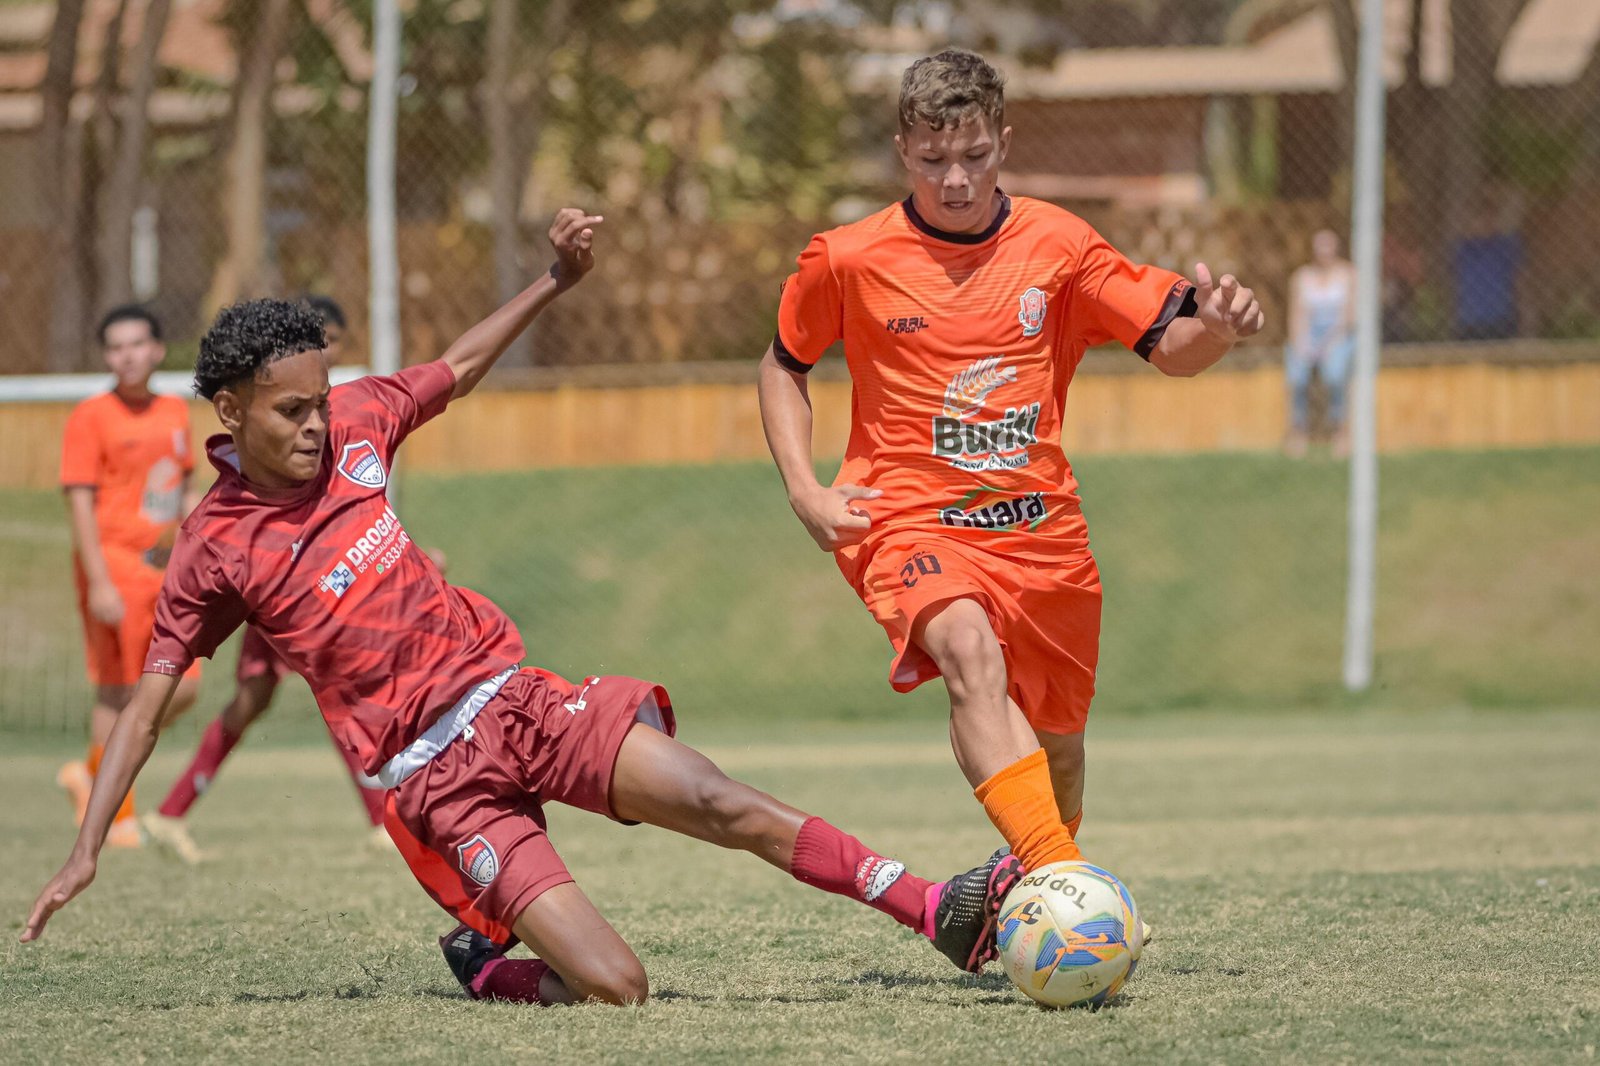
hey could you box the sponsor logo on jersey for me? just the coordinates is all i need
[854,856,907,902]
[885,315,930,335]
[457,834,499,886]
[1017,286,1048,337]
[343,503,411,575]
[319,561,357,598]
[943,356,1018,421]
[934,357,1038,471]
[938,490,1047,531]
[337,439,387,488]
[932,404,1040,471]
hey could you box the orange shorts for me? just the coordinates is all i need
[851,533,1102,735]
[74,554,201,688]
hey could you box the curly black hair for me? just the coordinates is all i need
[194,299,327,399]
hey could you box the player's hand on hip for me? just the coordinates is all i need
[1194,262,1265,343]
[88,580,124,626]
[549,208,604,288]
[791,482,882,552]
[20,855,96,942]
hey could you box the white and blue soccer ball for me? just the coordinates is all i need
[996,861,1142,1009]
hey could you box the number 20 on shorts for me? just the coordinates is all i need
[900,552,942,588]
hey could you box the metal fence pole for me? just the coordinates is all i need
[1342,0,1387,692]
[368,0,402,499]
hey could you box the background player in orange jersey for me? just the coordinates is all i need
[140,296,407,863]
[58,306,204,847]
[757,50,1264,899]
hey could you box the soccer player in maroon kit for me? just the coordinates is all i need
[23,210,1021,1006]
[143,297,422,863]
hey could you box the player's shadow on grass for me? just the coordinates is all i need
[846,968,1014,995]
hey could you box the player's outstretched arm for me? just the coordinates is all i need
[20,671,179,943]
[757,345,880,551]
[1150,262,1265,378]
[441,208,603,400]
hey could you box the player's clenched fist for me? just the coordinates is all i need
[790,482,883,552]
[549,208,604,288]
[1194,262,1265,342]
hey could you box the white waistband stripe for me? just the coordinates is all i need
[376,667,517,790]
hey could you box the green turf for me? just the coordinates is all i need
[2,446,1596,736]
[2,709,1597,1064]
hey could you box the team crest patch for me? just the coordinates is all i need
[1017,286,1048,337]
[458,834,499,886]
[337,440,386,488]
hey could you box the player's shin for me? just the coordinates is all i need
[974,748,1083,870]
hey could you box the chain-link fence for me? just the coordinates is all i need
[1,0,1597,735]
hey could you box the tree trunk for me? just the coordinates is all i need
[39,0,88,370]
[486,0,573,366]
[1434,0,1533,336]
[486,0,525,360]
[46,119,93,370]
[203,0,295,316]
[97,0,173,310]
[1326,0,1358,177]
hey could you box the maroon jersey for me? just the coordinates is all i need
[145,361,525,774]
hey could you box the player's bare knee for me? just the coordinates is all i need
[574,957,649,1006]
[936,623,1005,700]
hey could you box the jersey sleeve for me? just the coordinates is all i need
[59,401,104,488]
[1072,229,1197,359]
[336,360,458,450]
[773,234,843,374]
[144,531,250,677]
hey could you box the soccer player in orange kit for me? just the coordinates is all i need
[757,51,1265,906]
[58,306,202,847]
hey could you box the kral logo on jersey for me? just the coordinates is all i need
[1017,286,1048,337]
[458,834,499,886]
[337,440,386,489]
[932,357,1039,472]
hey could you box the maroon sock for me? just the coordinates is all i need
[470,957,551,1004]
[158,717,242,818]
[789,817,933,933]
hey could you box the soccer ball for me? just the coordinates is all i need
[996,861,1142,1009]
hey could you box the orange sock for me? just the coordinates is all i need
[1067,809,1083,837]
[85,744,137,824]
[975,749,1081,870]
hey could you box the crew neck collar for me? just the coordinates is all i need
[901,190,1011,245]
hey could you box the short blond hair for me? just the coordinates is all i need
[898,50,1005,133]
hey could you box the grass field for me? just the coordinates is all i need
[3,708,1598,1064]
[2,446,1597,734]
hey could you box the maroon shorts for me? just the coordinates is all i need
[385,667,675,943]
[236,626,292,687]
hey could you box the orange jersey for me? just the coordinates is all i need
[59,392,193,562]
[775,193,1193,578]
